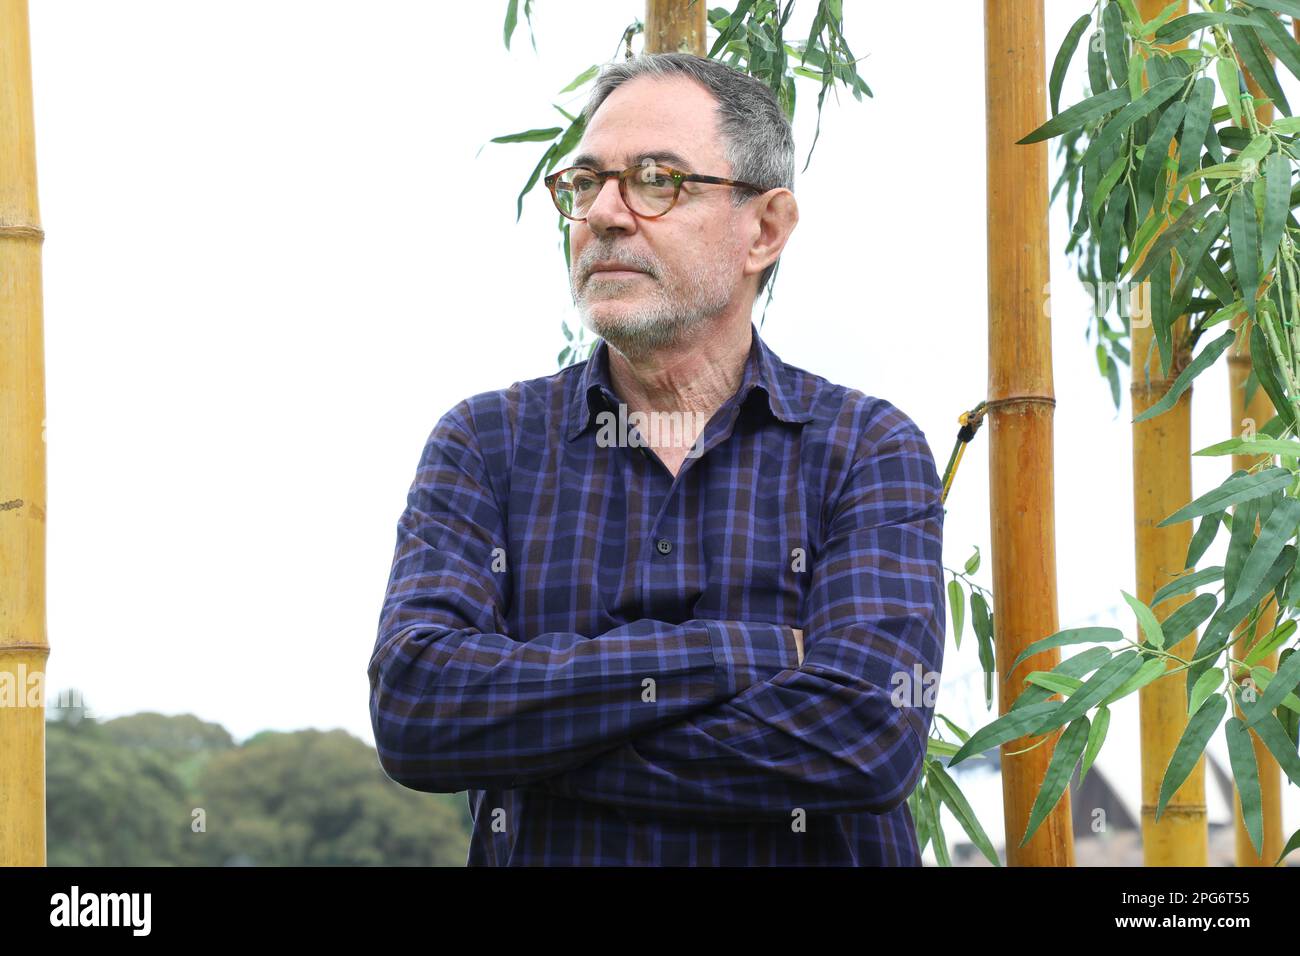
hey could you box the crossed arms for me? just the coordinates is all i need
[368,399,945,821]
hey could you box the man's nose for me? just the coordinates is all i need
[585,175,636,234]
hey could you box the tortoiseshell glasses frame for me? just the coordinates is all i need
[543,162,768,222]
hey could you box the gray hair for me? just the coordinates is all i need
[579,52,795,298]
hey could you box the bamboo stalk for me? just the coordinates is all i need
[985,0,1072,867]
[1227,46,1284,869]
[645,0,706,55]
[1132,0,1208,869]
[0,0,48,866]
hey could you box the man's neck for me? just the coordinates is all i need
[605,317,753,421]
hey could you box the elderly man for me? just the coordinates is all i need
[368,52,945,866]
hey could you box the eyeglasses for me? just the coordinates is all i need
[543,161,767,221]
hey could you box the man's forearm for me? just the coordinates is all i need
[370,616,803,793]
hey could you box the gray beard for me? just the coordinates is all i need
[572,260,735,363]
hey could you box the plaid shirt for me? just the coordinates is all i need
[369,322,945,865]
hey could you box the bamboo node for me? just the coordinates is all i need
[982,394,1056,411]
[0,224,44,241]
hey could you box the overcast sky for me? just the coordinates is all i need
[24,1,1298,850]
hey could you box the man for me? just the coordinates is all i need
[368,52,945,865]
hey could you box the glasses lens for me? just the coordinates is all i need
[625,163,677,216]
[554,168,601,218]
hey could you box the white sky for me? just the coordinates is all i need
[25,0,1298,851]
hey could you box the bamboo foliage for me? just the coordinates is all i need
[1230,48,1285,867]
[976,0,1300,863]
[0,0,48,866]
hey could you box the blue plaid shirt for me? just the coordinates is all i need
[369,322,945,865]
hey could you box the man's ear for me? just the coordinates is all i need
[743,189,798,282]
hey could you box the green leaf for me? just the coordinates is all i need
[1055,651,1146,725]
[1102,656,1170,706]
[1103,3,1129,92]
[1088,29,1109,96]
[1158,592,1219,646]
[1230,22,1291,115]
[1243,645,1300,728]
[1017,87,1131,145]
[1154,12,1253,43]
[1252,323,1299,435]
[1261,152,1291,271]
[491,126,563,145]
[1156,694,1227,819]
[1025,672,1083,695]
[1099,185,1130,282]
[1232,188,1263,327]
[1139,1,1182,36]
[559,65,599,94]
[1278,827,1300,866]
[1091,149,1130,228]
[1194,437,1300,458]
[926,762,1001,866]
[1134,329,1236,424]
[1158,465,1295,527]
[1010,627,1125,674]
[926,737,962,759]
[948,579,965,649]
[1246,7,1300,83]
[1189,667,1225,717]
[1136,102,1187,224]
[1218,56,1243,128]
[1252,710,1300,789]
[1186,513,1224,568]
[948,701,1063,767]
[971,592,996,708]
[1178,78,1216,183]
[1249,0,1300,20]
[1225,496,1257,605]
[1152,565,1224,606]
[1050,15,1092,115]
[1239,133,1273,167]
[1149,249,1173,377]
[1244,618,1297,666]
[925,779,950,866]
[935,713,971,743]
[1081,705,1111,782]
[1249,664,1300,716]
[1132,193,1220,282]
[1168,210,1229,326]
[1122,590,1165,649]
[1020,716,1090,847]
[1014,648,1115,713]
[1225,717,1264,855]
[964,546,980,575]
[503,0,519,50]
[1224,496,1300,614]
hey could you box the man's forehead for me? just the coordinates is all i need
[578,76,724,171]
[569,147,697,170]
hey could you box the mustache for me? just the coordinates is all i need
[577,250,658,280]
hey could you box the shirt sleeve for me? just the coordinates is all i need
[527,415,946,820]
[368,399,804,793]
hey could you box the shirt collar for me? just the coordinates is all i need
[564,321,815,442]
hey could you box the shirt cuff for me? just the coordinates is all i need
[703,620,800,699]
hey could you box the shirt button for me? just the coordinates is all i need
[655,537,673,555]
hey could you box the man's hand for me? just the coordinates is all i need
[792,628,804,665]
